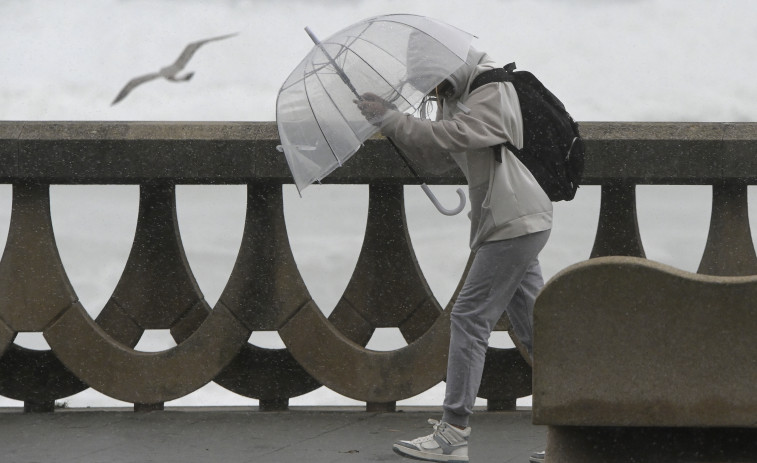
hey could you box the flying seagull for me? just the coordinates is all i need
[111,32,238,105]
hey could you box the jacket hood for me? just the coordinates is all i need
[445,46,495,102]
[404,30,493,99]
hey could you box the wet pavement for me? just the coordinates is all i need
[0,406,546,463]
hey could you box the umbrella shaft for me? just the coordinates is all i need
[387,137,423,182]
[305,27,362,101]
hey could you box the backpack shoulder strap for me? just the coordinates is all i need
[469,63,520,162]
[469,62,516,93]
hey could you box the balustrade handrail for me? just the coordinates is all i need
[1,121,756,184]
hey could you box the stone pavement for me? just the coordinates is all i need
[0,406,546,463]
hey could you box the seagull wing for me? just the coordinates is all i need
[111,72,162,105]
[171,32,239,70]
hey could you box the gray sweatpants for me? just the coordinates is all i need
[442,230,550,427]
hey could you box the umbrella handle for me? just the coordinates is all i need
[421,184,466,216]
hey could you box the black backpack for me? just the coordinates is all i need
[469,62,584,201]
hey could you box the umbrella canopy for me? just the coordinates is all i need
[276,14,476,193]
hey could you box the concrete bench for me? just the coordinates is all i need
[533,256,757,462]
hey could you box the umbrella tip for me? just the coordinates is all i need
[304,26,320,45]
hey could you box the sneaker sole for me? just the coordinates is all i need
[392,444,469,463]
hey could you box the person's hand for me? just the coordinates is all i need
[355,93,395,125]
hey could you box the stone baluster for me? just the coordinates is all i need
[212,182,321,411]
[44,184,250,410]
[279,184,450,410]
[0,183,87,412]
[590,183,646,258]
[698,182,757,276]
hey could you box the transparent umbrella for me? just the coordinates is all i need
[276,14,475,215]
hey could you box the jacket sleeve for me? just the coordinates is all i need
[379,82,516,157]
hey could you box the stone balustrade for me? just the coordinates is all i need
[0,122,755,453]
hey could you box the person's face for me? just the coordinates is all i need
[432,79,455,99]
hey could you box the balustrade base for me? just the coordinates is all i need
[23,401,54,413]
[134,402,164,412]
[259,398,289,412]
[486,398,516,411]
[545,426,757,463]
[366,401,396,412]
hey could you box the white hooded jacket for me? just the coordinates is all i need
[380,48,553,250]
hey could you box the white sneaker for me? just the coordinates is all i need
[392,419,470,462]
[529,450,545,462]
